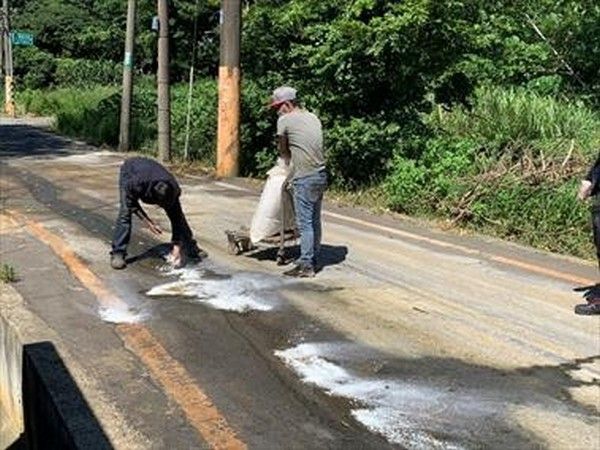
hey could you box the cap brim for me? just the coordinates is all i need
[269,100,285,109]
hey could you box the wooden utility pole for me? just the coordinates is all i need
[157,0,171,162]
[118,0,136,151]
[216,0,241,177]
[2,0,14,117]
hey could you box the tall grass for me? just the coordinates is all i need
[386,86,600,258]
[15,78,271,169]
[429,85,600,161]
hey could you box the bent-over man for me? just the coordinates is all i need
[110,157,201,269]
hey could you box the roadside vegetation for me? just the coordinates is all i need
[0,264,17,283]
[8,0,600,258]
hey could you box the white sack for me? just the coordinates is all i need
[250,158,295,244]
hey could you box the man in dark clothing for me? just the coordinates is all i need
[110,157,201,269]
[576,155,600,315]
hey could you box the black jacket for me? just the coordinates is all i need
[120,157,180,210]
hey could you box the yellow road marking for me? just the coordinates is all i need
[117,324,245,450]
[6,209,246,450]
[323,210,596,286]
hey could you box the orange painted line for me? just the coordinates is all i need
[490,255,595,286]
[323,210,596,286]
[117,324,246,450]
[5,209,246,449]
[11,212,126,311]
[323,210,480,255]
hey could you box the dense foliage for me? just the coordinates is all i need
[8,0,600,257]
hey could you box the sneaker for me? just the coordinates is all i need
[110,253,127,270]
[574,301,600,315]
[283,264,315,278]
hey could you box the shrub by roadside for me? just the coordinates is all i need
[384,86,600,257]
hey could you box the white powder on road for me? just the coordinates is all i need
[275,342,490,449]
[99,304,148,324]
[146,266,284,312]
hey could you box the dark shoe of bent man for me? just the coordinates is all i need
[574,299,600,315]
[283,264,315,278]
[110,252,127,270]
[110,157,199,269]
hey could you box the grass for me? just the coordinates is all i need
[0,263,17,283]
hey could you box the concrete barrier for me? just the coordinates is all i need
[21,342,112,450]
[1,302,112,449]
[0,312,23,449]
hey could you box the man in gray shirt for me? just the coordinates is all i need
[271,86,327,277]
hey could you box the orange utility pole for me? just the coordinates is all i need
[2,0,15,117]
[216,0,241,177]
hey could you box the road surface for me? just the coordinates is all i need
[1,118,599,449]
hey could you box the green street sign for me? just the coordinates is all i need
[11,32,34,46]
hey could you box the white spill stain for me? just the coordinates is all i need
[275,343,488,449]
[146,266,282,313]
[98,304,147,324]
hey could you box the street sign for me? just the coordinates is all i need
[11,32,34,46]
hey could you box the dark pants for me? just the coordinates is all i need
[111,188,195,256]
[593,210,600,271]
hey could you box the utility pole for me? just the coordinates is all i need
[157,0,171,162]
[118,0,136,152]
[216,0,241,177]
[0,20,4,82]
[2,0,14,117]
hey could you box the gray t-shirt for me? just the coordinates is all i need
[277,109,325,179]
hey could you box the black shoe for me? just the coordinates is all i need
[574,301,600,315]
[110,253,127,270]
[283,264,315,278]
[185,241,207,260]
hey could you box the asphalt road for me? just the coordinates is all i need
[1,119,599,450]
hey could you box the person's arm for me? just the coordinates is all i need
[126,187,163,235]
[276,116,291,164]
[277,134,290,161]
[579,154,600,200]
[133,206,163,235]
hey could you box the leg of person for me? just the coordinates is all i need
[594,209,600,274]
[575,210,600,315]
[311,171,327,269]
[110,182,132,269]
[285,175,316,277]
[165,198,202,259]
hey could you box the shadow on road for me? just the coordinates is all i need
[0,125,76,159]
[126,243,173,265]
[246,244,348,270]
[4,341,112,450]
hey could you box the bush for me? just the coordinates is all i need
[171,79,218,163]
[326,118,402,188]
[17,86,155,149]
[384,85,600,257]
[384,157,426,213]
[55,58,121,87]
[468,178,591,256]
[13,47,56,90]
[384,137,477,213]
